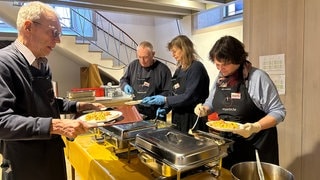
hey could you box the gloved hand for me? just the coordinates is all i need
[156,108,166,118]
[146,95,165,105]
[233,122,261,138]
[124,84,134,95]
[194,103,207,117]
[141,96,152,104]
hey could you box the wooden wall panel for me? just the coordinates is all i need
[243,0,304,179]
[302,0,320,179]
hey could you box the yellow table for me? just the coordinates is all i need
[63,133,233,180]
[64,134,154,180]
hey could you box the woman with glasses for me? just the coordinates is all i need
[194,36,286,169]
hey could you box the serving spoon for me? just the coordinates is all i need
[188,115,200,135]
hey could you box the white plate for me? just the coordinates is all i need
[124,100,142,105]
[78,110,122,123]
[206,120,243,132]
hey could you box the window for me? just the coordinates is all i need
[193,0,243,30]
[224,1,243,17]
[0,19,17,33]
[0,3,94,38]
[55,6,71,28]
[54,6,94,38]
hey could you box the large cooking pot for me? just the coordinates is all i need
[230,161,294,180]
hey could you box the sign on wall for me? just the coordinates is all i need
[259,54,285,95]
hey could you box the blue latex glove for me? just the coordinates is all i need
[141,96,152,104]
[147,95,165,105]
[156,108,166,118]
[124,84,134,95]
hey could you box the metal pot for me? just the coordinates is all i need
[230,161,294,180]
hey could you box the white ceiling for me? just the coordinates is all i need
[12,0,234,18]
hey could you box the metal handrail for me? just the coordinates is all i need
[62,8,175,69]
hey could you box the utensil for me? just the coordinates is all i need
[255,149,265,180]
[88,120,116,128]
[82,107,111,114]
[100,107,107,111]
[230,161,294,180]
[153,113,159,126]
[188,115,200,135]
[124,100,142,105]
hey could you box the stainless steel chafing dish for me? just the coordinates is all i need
[99,121,156,151]
[135,128,233,179]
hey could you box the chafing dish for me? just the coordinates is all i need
[99,120,156,150]
[135,128,233,179]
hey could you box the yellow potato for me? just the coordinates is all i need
[85,111,111,121]
[209,120,240,130]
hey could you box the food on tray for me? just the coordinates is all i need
[84,111,112,121]
[207,120,241,131]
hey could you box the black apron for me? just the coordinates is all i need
[1,65,67,180]
[213,79,279,169]
[171,68,208,133]
[131,64,156,100]
[132,67,165,120]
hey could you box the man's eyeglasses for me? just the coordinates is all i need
[32,21,62,38]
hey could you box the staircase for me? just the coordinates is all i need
[0,1,175,85]
[57,35,125,81]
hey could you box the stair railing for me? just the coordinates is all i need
[61,7,175,70]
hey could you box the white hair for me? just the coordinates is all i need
[16,1,57,31]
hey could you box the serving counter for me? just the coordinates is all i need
[63,132,233,180]
[64,102,233,180]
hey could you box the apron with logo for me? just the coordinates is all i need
[132,67,165,120]
[212,77,279,169]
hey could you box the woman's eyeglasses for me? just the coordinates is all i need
[32,21,61,38]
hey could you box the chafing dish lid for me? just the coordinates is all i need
[103,120,155,130]
[99,120,156,137]
[136,128,218,153]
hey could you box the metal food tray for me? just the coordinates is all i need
[191,130,234,154]
[135,128,221,167]
[99,120,156,139]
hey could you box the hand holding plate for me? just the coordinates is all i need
[232,122,261,138]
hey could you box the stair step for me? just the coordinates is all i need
[58,35,124,80]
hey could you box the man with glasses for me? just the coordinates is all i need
[32,21,62,38]
[0,1,104,179]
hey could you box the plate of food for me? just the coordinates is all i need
[206,120,243,132]
[78,110,123,123]
[124,100,142,106]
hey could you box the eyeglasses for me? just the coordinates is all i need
[32,21,62,38]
